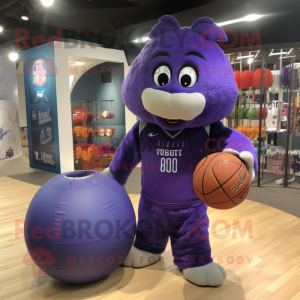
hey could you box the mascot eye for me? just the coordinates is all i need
[153,65,171,86]
[178,66,197,88]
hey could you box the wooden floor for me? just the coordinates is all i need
[1,177,300,300]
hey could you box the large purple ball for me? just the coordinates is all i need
[24,171,136,284]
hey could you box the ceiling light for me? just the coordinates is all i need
[280,56,296,59]
[244,14,262,21]
[21,7,30,21]
[286,48,293,55]
[75,61,84,65]
[133,36,150,43]
[9,52,18,61]
[269,50,287,56]
[255,50,260,58]
[248,58,254,64]
[40,0,54,7]
[216,14,263,27]
[237,55,254,59]
[0,13,5,32]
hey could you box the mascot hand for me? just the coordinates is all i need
[103,167,126,191]
[222,149,255,181]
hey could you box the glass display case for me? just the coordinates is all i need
[225,48,300,187]
[71,100,116,171]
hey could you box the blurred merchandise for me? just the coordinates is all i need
[236,125,266,140]
[100,111,115,119]
[71,100,116,170]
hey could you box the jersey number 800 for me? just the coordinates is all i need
[160,158,178,173]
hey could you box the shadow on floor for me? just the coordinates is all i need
[247,184,300,218]
[7,168,142,189]
[8,171,57,186]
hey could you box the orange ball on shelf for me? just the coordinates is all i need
[241,126,247,136]
[247,127,252,139]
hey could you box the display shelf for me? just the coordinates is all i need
[71,100,116,170]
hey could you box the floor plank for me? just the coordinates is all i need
[0,176,300,300]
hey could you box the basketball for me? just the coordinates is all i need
[193,153,251,209]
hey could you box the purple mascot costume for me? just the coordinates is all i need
[104,15,258,286]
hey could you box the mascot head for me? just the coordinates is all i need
[122,15,238,130]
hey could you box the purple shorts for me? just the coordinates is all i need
[134,197,213,269]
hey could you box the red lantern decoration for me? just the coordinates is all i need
[73,113,84,123]
[234,70,241,89]
[257,107,268,119]
[263,69,273,89]
[73,114,77,123]
[241,70,253,89]
[253,68,261,88]
[253,68,273,89]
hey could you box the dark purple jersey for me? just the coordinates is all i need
[139,120,209,209]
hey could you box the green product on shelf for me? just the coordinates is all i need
[247,108,253,119]
[229,109,236,119]
[243,108,249,118]
[238,108,244,119]
[247,108,258,119]
[252,108,257,119]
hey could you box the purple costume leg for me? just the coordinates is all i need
[134,197,212,269]
[134,198,169,255]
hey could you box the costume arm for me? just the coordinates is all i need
[104,120,141,185]
[210,121,258,171]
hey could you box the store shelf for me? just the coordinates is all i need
[71,100,116,170]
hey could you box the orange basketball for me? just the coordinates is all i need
[193,153,251,209]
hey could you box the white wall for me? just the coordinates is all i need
[17,73,27,128]
[0,55,22,160]
[123,65,138,133]
[69,60,105,93]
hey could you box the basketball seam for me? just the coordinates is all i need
[193,156,208,180]
[199,153,224,202]
[211,161,242,206]
[202,160,243,196]
[194,160,242,197]
[193,156,208,198]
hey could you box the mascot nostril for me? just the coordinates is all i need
[104,15,258,287]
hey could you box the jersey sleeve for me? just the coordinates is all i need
[210,121,258,171]
[109,120,142,185]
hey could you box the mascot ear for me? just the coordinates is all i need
[149,15,180,39]
[191,17,227,42]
